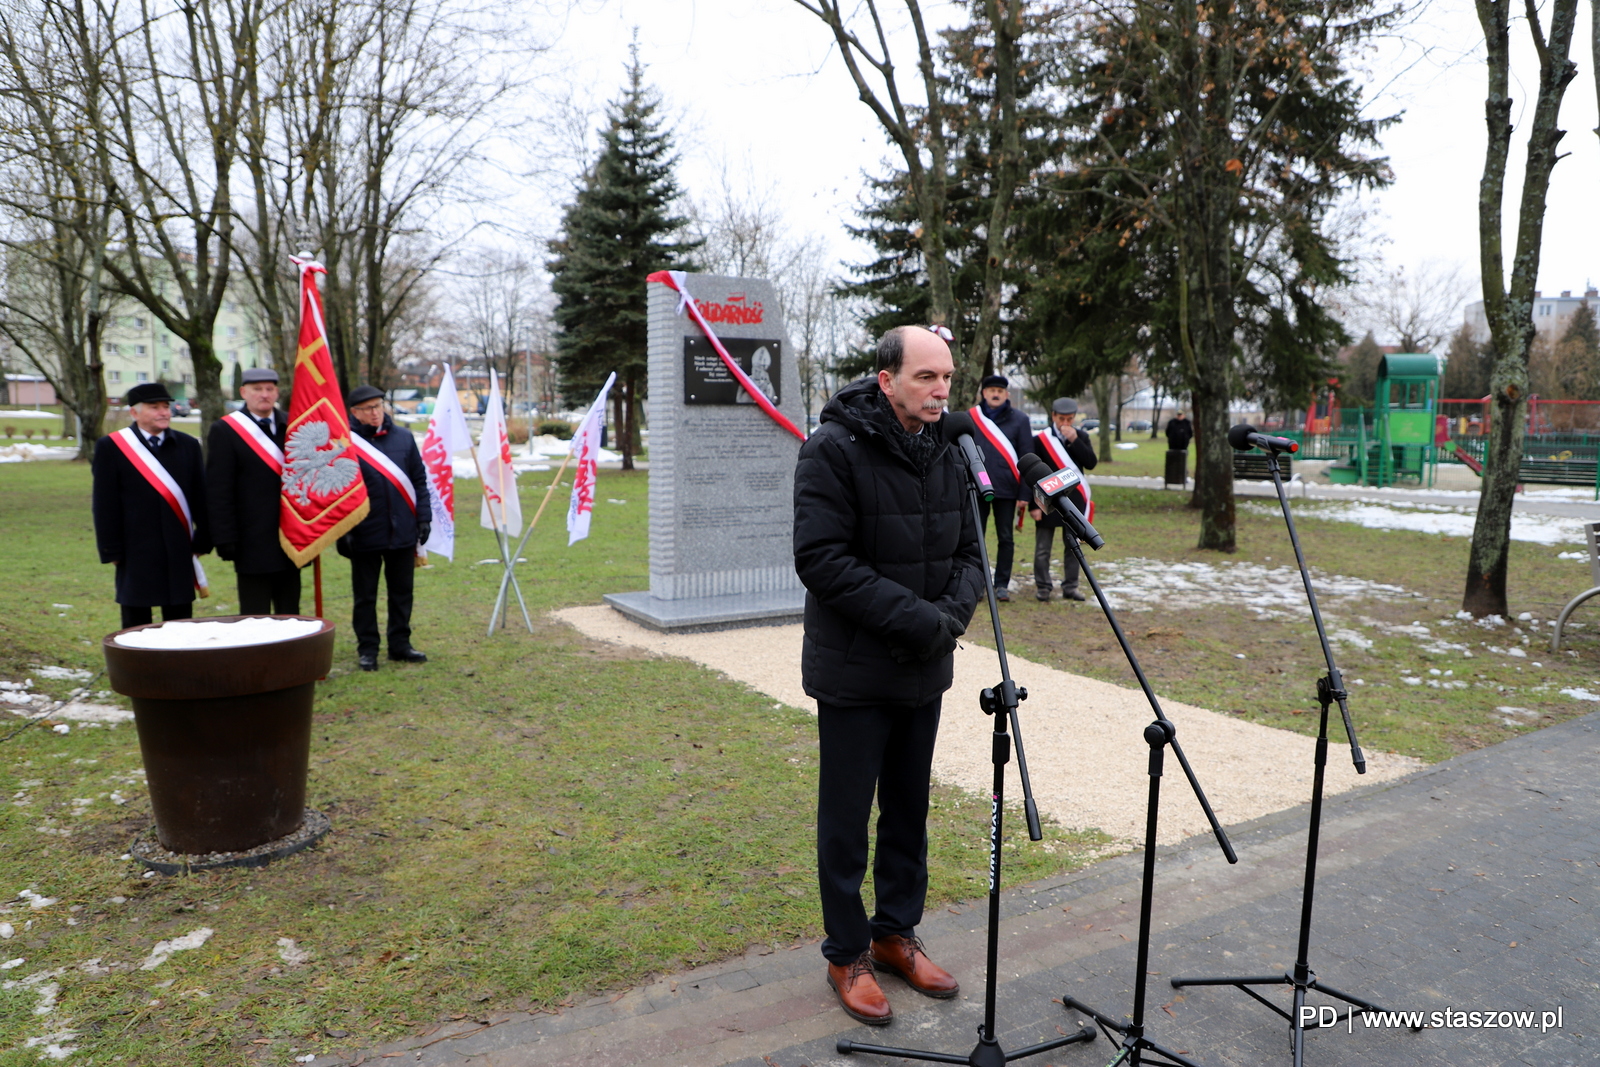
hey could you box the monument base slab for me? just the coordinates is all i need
[603,589,804,633]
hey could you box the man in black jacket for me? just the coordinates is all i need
[92,382,213,629]
[793,325,983,1026]
[207,368,303,614]
[1165,411,1193,452]
[341,385,430,671]
[1029,397,1097,601]
[968,374,1032,601]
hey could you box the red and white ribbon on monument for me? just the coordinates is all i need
[647,270,806,442]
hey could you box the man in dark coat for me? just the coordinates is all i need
[340,385,430,671]
[793,325,983,1026]
[206,367,303,614]
[968,373,1033,601]
[1029,397,1098,601]
[1165,411,1193,452]
[92,382,213,629]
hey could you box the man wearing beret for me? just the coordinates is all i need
[92,382,212,628]
[207,368,303,615]
[340,385,430,671]
[967,374,1032,601]
[1029,397,1097,601]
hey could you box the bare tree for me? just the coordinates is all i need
[1462,0,1580,617]
[0,2,119,458]
[1350,260,1471,353]
[453,248,551,407]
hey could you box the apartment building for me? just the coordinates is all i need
[1464,286,1599,340]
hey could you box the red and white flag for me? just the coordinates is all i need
[419,364,472,560]
[478,368,522,536]
[280,256,369,566]
[567,372,617,545]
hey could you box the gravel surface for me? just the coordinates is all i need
[555,606,1421,844]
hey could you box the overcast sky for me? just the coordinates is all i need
[513,0,1600,342]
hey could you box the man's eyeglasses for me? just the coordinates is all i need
[925,324,953,342]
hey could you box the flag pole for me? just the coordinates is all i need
[313,556,323,618]
[471,430,531,635]
[496,443,576,576]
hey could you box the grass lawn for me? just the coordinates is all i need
[0,460,1105,1067]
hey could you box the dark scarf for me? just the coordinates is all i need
[875,391,941,474]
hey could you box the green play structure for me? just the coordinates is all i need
[1325,353,1442,487]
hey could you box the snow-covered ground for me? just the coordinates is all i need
[1240,499,1592,545]
[448,434,620,479]
[0,443,74,463]
[113,617,323,649]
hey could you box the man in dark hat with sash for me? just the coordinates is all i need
[207,367,302,615]
[1029,397,1097,601]
[92,382,213,628]
[339,385,430,672]
[966,373,1032,600]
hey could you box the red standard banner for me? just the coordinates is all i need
[279,256,370,566]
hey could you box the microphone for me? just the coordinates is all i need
[1228,423,1299,453]
[940,409,995,502]
[1018,452,1105,550]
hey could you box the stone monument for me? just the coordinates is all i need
[603,273,807,631]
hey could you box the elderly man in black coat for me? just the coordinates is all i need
[206,367,303,614]
[968,373,1033,600]
[793,325,983,1026]
[92,382,213,629]
[1029,397,1098,601]
[340,385,430,672]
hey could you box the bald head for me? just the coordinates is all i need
[877,326,954,433]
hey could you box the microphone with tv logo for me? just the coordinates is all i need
[1228,423,1299,453]
[1018,452,1105,550]
[940,409,995,502]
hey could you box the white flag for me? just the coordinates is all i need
[567,372,617,545]
[419,364,473,560]
[478,368,522,536]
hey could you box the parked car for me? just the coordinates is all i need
[223,399,245,414]
[1126,419,1152,433]
[1079,418,1100,432]
[171,400,193,417]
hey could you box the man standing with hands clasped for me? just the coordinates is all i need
[967,373,1032,600]
[92,382,212,629]
[793,324,983,1026]
[340,385,430,672]
[207,367,303,615]
[1030,397,1097,601]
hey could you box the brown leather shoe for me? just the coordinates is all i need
[827,953,893,1025]
[870,935,960,998]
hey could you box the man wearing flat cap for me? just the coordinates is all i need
[1029,397,1097,601]
[966,373,1033,601]
[339,385,430,671]
[92,382,212,628]
[207,367,303,615]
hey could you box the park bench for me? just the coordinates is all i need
[1550,521,1600,653]
[1232,453,1292,481]
[1517,457,1599,487]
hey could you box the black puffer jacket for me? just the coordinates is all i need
[346,415,430,553]
[794,378,983,708]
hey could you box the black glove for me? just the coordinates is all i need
[215,543,236,562]
[918,611,966,663]
[416,522,431,546]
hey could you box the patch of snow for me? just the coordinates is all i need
[1114,441,1139,450]
[30,666,89,681]
[2,957,23,969]
[23,1030,79,1060]
[114,618,322,649]
[1561,687,1600,702]
[1088,558,1411,618]
[1252,499,1590,544]
[139,927,214,970]
[19,891,57,910]
[1557,551,1588,561]
[52,703,133,724]
[276,938,311,966]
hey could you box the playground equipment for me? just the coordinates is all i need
[1324,353,1442,487]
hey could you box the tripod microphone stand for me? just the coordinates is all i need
[1047,520,1240,1067]
[1168,431,1419,1065]
[838,449,1095,1066]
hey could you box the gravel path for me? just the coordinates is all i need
[555,606,1421,844]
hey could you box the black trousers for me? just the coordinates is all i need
[816,696,942,965]
[350,547,415,655]
[976,497,1018,586]
[236,568,302,616]
[1033,521,1081,595]
[120,602,193,629]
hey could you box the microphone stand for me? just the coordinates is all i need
[838,463,1095,1066]
[1167,445,1419,1065]
[1054,527,1239,1067]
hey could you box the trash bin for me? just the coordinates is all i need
[103,616,335,855]
[1164,449,1188,486]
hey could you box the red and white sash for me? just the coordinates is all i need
[351,433,417,513]
[1037,428,1094,522]
[109,427,209,595]
[968,405,1020,483]
[221,411,284,473]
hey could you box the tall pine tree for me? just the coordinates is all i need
[548,51,698,470]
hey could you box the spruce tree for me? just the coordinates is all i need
[547,51,698,470]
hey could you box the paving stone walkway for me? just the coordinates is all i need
[342,710,1597,1067]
